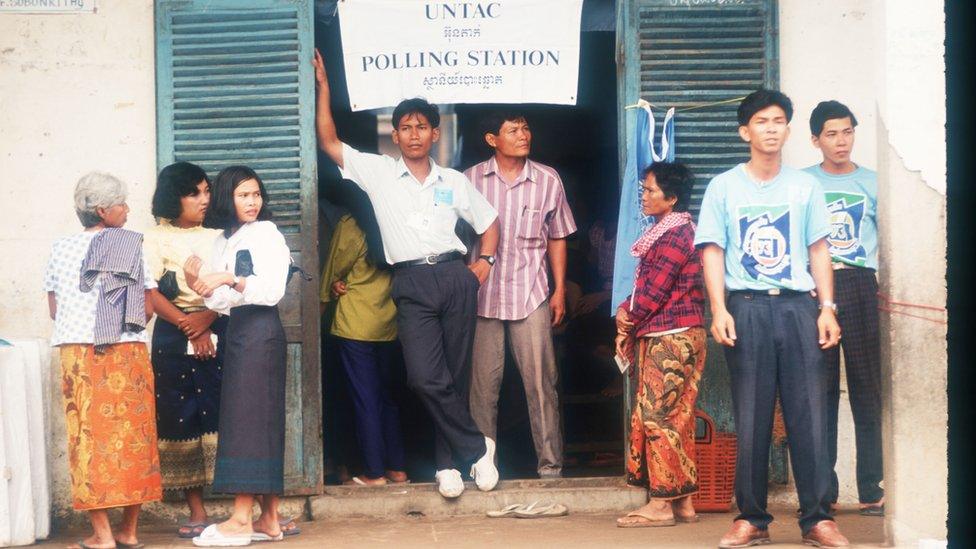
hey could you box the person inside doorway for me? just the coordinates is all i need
[695,90,850,548]
[465,111,577,480]
[320,181,409,487]
[804,100,884,517]
[313,50,501,499]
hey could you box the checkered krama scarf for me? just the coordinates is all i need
[630,211,695,258]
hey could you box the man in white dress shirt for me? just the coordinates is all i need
[313,50,501,498]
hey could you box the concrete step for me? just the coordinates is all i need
[309,476,648,519]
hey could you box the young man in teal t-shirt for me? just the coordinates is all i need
[696,90,849,548]
[804,100,884,517]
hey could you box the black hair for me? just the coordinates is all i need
[392,98,440,129]
[204,165,273,237]
[809,100,858,136]
[151,161,210,220]
[325,181,388,268]
[642,162,695,213]
[737,89,794,126]
[480,110,528,138]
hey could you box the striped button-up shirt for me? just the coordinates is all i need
[465,157,577,320]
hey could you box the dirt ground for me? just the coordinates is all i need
[36,506,885,548]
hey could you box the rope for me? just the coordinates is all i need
[876,293,946,312]
[624,95,748,112]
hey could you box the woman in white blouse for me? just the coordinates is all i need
[184,166,290,546]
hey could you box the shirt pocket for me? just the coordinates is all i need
[517,207,545,247]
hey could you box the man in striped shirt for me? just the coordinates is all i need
[466,112,577,479]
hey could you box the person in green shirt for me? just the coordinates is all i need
[320,182,407,486]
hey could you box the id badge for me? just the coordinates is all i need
[433,187,454,206]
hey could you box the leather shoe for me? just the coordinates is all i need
[802,520,850,547]
[718,519,771,548]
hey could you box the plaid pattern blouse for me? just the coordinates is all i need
[621,223,705,336]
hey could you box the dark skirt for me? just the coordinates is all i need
[212,305,287,495]
[152,315,227,490]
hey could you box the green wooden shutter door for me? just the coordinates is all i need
[619,0,778,217]
[156,0,323,495]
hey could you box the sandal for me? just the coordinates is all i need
[616,509,676,528]
[178,522,208,539]
[859,503,884,517]
[487,503,529,518]
[513,501,569,519]
[279,518,301,537]
[115,541,145,549]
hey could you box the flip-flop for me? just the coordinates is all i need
[278,518,301,537]
[616,510,676,528]
[513,501,569,519]
[859,504,884,517]
[178,522,208,539]
[115,541,146,549]
[674,513,700,523]
[192,524,252,547]
[487,503,530,518]
[72,541,99,549]
[250,532,284,542]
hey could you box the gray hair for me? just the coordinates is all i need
[74,171,128,227]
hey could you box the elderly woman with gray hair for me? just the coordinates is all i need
[44,172,162,549]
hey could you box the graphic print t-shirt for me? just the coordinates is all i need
[694,164,831,292]
[803,164,878,271]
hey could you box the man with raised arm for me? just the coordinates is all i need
[695,89,849,548]
[312,50,501,499]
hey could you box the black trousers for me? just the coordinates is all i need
[825,267,884,504]
[725,292,833,534]
[391,259,487,471]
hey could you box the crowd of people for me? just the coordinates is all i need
[44,47,880,549]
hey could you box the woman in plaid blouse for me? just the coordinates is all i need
[614,162,707,528]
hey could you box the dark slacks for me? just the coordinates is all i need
[724,292,833,534]
[391,259,487,471]
[825,267,884,504]
[336,338,406,479]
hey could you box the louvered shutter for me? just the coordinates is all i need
[619,0,778,217]
[155,0,322,495]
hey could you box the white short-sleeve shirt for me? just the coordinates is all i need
[44,231,156,346]
[204,221,291,316]
[339,143,498,264]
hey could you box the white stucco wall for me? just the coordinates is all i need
[0,0,157,521]
[780,0,878,171]
[0,0,157,341]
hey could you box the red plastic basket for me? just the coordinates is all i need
[691,409,737,512]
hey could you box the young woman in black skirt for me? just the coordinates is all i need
[144,162,225,538]
[185,166,290,546]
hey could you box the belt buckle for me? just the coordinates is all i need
[424,254,438,265]
[767,288,781,296]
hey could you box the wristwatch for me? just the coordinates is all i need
[819,300,838,312]
[479,255,496,267]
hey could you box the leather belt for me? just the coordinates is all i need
[393,251,463,269]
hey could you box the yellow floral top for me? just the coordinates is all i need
[320,215,397,341]
[143,220,221,310]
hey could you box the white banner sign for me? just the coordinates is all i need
[0,0,95,13]
[337,0,583,111]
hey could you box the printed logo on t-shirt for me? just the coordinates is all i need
[824,191,867,266]
[738,204,792,282]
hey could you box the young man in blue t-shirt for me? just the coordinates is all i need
[804,100,884,517]
[695,90,849,548]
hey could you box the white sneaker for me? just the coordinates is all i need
[470,436,499,491]
[435,468,465,498]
